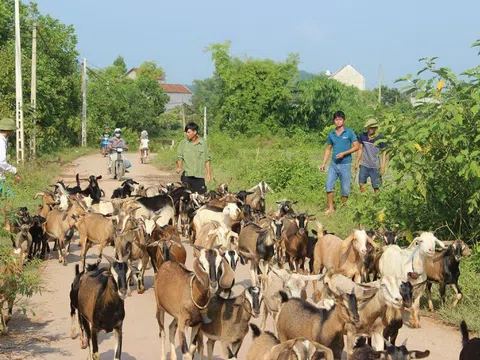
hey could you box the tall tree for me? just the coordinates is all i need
[113,55,127,73]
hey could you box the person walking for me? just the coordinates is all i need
[0,118,21,198]
[320,111,359,214]
[354,119,387,192]
[176,122,211,194]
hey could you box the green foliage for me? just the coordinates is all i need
[194,42,376,136]
[0,0,81,152]
[86,60,169,143]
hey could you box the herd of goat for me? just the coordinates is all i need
[1,174,479,360]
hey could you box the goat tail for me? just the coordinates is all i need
[74,264,80,277]
[162,241,170,262]
[249,323,261,339]
[76,173,80,187]
[460,320,470,348]
[278,290,289,304]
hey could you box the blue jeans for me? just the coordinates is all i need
[359,165,382,189]
[326,162,352,197]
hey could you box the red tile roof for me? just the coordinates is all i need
[160,84,192,94]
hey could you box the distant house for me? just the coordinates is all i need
[125,68,192,112]
[159,84,193,112]
[330,65,366,90]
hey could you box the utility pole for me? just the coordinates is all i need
[203,106,207,140]
[14,0,25,163]
[81,57,87,147]
[31,23,37,157]
[181,104,186,130]
[378,64,383,104]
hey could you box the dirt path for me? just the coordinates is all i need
[0,153,463,359]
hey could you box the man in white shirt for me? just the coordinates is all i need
[0,118,20,197]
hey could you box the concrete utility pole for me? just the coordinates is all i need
[31,23,37,157]
[378,64,383,104]
[14,0,25,163]
[203,106,207,140]
[81,57,87,147]
[181,104,186,130]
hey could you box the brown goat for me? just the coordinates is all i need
[76,212,117,271]
[247,324,334,360]
[284,213,311,272]
[154,248,229,360]
[276,289,359,360]
[43,199,85,265]
[312,223,376,302]
[147,239,187,273]
[34,190,57,218]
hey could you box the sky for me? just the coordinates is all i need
[35,0,479,89]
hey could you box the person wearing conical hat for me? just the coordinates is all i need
[354,118,387,192]
[0,118,20,197]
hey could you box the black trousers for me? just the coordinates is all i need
[181,172,207,194]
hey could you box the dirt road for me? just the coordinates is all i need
[0,153,463,359]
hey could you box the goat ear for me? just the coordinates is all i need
[408,350,430,359]
[311,229,318,236]
[96,175,102,180]
[192,245,204,252]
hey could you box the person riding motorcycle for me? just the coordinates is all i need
[108,128,129,175]
[100,126,110,154]
[139,130,149,160]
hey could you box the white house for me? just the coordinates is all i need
[330,65,366,90]
[125,68,192,112]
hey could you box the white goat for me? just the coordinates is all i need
[378,232,446,328]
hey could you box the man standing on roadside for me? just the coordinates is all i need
[176,122,211,194]
[320,111,359,214]
[0,118,21,197]
[354,119,387,192]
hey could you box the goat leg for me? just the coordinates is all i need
[156,307,166,360]
[452,282,463,307]
[113,326,123,360]
[91,327,99,360]
[188,324,201,358]
[425,281,434,312]
[207,339,215,360]
[169,318,178,360]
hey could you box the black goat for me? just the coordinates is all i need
[111,179,139,199]
[351,337,430,360]
[72,253,130,358]
[79,175,103,203]
[425,240,471,311]
[460,320,480,360]
[29,215,48,259]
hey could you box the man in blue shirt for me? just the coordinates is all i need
[320,111,359,214]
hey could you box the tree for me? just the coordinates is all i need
[0,0,81,152]
[113,56,127,73]
[374,85,409,106]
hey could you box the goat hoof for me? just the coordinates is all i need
[137,288,144,294]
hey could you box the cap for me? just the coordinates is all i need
[364,119,379,129]
[0,118,16,131]
[114,128,121,133]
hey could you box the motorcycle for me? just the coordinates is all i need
[101,136,109,157]
[111,148,126,181]
[140,148,149,164]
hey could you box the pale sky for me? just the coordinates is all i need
[36,0,480,88]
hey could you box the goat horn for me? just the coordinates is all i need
[33,192,45,199]
[435,239,447,249]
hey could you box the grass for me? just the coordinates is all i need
[153,132,480,333]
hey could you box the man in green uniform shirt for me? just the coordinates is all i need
[176,122,211,194]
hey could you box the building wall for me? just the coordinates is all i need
[165,93,193,112]
[332,65,366,90]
